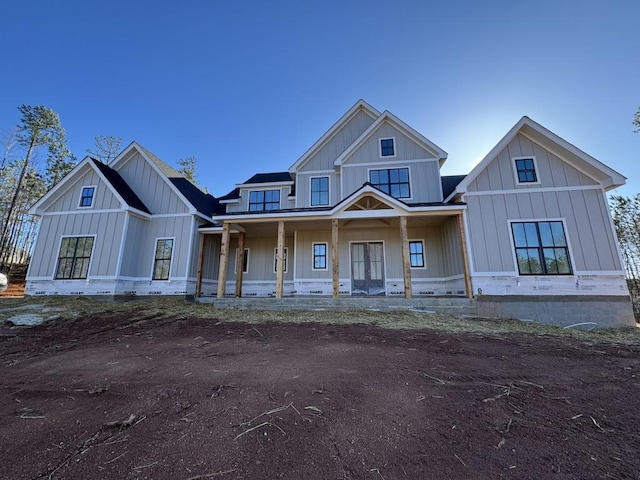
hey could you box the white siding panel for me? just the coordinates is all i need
[48,168,121,211]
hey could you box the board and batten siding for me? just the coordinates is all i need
[466,133,597,192]
[118,215,193,278]
[466,189,621,273]
[295,172,340,208]
[224,236,294,282]
[29,212,125,278]
[225,186,291,213]
[46,166,121,211]
[298,109,376,173]
[115,152,189,214]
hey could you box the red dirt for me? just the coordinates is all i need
[0,279,25,297]
[1,310,639,479]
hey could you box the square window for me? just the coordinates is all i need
[55,236,94,279]
[311,177,329,206]
[79,187,95,207]
[369,168,410,198]
[514,158,538,183]
[313,243,327,270]
[511,221,571,275]
[380,138,395,157]
[409,240,425,268]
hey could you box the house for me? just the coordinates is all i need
[25,100,635,327]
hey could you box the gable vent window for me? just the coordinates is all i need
[249,190,280,211]
[380,138,395,157]
[514,158,538,184]
[79,187,95,207]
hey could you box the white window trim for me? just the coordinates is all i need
[506,218,575,276]
[379,137,396,158]
[512,156,541,186]
[408,239,426,270]
[53,234,97,281]
[367,165,413,200]
[235,247,250,273]
[78,185,97,209]
[273,247,288,273]
[309,176,330,206]
[151,237,175,281]
[248,189,281,211]
[312,242,328,271]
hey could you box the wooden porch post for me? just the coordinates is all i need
[457,213,473,298]
[275,220,285,298]
[216,222,230,298]
[195,233,206,298]
[235,231,245,297]
[400,216,413,299]
[332,219,339,298]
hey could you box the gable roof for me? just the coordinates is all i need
[110,142,220,217]
[441,175,467,201]
[243,172,293,185]
[452,116,626,198]
[289,99,381,173]
[90,158,151,214]
[333,110,448,167]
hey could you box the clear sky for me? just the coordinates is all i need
[1,0,638,198]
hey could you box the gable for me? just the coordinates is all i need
[114,149,190,215]
[40,163,122,212]
[466,133,599,192]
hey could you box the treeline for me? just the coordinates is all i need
[610,195,640,317]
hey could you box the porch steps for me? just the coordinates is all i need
[196,296,475,316]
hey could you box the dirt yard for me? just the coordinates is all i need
[1,298,639,480]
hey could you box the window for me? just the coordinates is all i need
[313,243,327,270]
[153,239,174,280]
[249,190,280,211]
[273,247,288,273]
[79,186,95,207]
[370,168,410,198]
[380,138,395,157]
[235,248,249,273]
[409,240,425,268]
[511,221,572,275]
[55,236,94,279]
[310,177,329,206]
[514,157,538,183]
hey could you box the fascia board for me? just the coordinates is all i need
[237,181,294,189]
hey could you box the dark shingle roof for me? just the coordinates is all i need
[218,187,240,202]
[169,177,223,215]
[243,172,293,184]
[91,158,151,214]
[441,175,467,200]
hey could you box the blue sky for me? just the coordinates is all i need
[1,0,638,198]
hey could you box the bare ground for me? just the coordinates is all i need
[1,298,639,480]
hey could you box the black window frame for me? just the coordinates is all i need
[79,186,95,207]
[369,167,411,198]
[152,238,174,280]
[310,177,329,206]
[313,243,328,270]
[511,221,572,275]
[514,158,538,183]
[235,248,249,273]
[249,190,280,211]
[380,138,395,157]
[55,236,94,279]
[409,240,425,268]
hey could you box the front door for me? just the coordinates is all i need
[351,242,385,296]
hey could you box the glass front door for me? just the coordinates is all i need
[351,242,385,296]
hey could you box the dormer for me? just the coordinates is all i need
[219,172,294,214]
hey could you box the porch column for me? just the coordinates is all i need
[216,222,230,298]
[332,219,339,298]
[400,216,413,299]
[275,220,285,299]
[195,233,205,298]
[457,213,473,298]
[234,231,246,297]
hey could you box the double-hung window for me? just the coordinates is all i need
[313,243,327,270]
[370,168,410,198]
[55,236,94,279]
[79,187,95,207]
[310,177,329,206]
[249,190,280,211]
[273,248,288,272]
[409,240,425,268]
[511,221,572,275]
[153,239,174,280]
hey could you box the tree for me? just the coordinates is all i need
[87,135,122,163]
[0,105,72,266]
[610,195,640,318]
[634,107,640,133]
[178,156,198,184]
